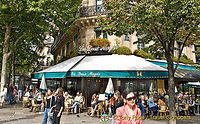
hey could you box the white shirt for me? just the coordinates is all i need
[1,88,7,96]
[25,92,30,97]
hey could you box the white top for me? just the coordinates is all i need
[25,92,31,97]
[1,87,7,96]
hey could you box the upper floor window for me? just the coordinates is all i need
[96,0,104,13]
[137,42,145,50]
[73,34,78,41]
[125,35,130,41]
[94,27,107,39]
[195,45,200,63]
[66,42,70,55]
[46,57,51,66]
[62,47,65,57]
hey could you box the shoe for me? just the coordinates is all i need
[77,114,80,117]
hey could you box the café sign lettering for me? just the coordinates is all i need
[71,71,143,77]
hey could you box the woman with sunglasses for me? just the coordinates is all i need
[114,91,142,124]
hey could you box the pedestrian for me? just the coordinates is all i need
[1,85,7,107]
[42,89,55,124]
[8,83,14,104]
[114,91,142,124]
[18,83,23,101]
[52,87,64,124]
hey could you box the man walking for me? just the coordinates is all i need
[8,83,14,105]
[18,83,23,101]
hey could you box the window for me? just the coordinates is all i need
[66,42,69,55]
[125,35,130,41]
[73,34,78,41]
[62,47,65,57]
[94,28,107,39]
[137,41,144,50]
[47,48,51,54]
[46,57,50,66]
[195,45,200,63]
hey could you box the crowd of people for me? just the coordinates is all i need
[87,90,196,123]
[0,83,197,124]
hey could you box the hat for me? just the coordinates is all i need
[126,92,135,99]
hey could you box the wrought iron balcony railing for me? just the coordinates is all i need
[78,4,106,17]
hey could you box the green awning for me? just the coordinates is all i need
[66,70,168,78]
[34,72,67,79]
[148,60,200,81]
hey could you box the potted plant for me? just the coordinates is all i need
[89,38,111,54]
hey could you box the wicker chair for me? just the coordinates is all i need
[182,104,189,116]
[30,99,41,112]
[158,105,167,116]
[22,96,30,108]
[96,102,104,117]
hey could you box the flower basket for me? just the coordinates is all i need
[134,49,155,59]
[113,46,132,55]
[89,38,111,48]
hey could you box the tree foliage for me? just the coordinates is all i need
[0,0,82,87]
[100,0,200,123]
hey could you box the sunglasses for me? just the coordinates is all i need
[127,97,136,101]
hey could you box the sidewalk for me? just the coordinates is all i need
[0,103,200,124]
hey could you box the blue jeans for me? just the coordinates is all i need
[150,106,158,116]
[8,95,13,104]
[72,102,80,113]
[42,108,52,124]
[138,103,146,116]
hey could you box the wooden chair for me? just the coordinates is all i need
[182,104,189,116]
[158,105,167,116]
[175,103,179,116]
[30,99,41,112]
[79,96,86,113]
[22,96,30,108]
[96,102,104,117]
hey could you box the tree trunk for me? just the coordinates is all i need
[168,57,176,124]
[1,26,11,91]
[11,53,15,85]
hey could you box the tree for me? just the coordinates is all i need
[0,0,81,90]
[100,0,200,123]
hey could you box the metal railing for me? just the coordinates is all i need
[51,5,106,51]
[78,4,106,17]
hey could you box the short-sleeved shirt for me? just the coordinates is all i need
[55,95,65,111]
[8,86,14,95]
[148,98,155,108]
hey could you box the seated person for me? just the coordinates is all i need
[148,95,158,116]
[25,90,31,99]
[90,94,98,116]
[64,92,73,108]
[188,96,195,115]
[71,92,83,114]
[158,96,166,106]
[138,95,147,117]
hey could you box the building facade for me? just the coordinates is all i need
[46,0,200,106]
[37,32,54,70]
[50,0,197,64]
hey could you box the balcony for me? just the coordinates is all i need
[51,5,106,52]
[78,4,106,17]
